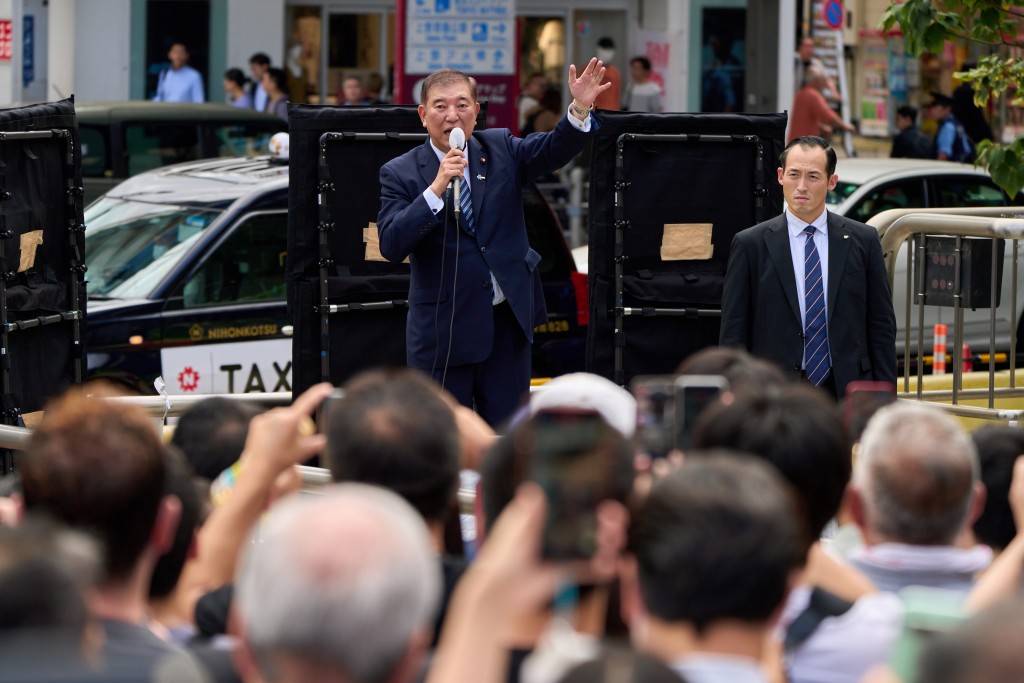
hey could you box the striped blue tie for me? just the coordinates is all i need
[803,226,831,387]
[459,176,475,234]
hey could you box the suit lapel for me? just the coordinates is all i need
[468,137,486,225]
[416,141,440,195]
[765,217,801,323]
[826,212,849,321]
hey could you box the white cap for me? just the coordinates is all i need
[529,372,637,438]
[269,132,290,160]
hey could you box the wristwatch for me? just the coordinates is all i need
[570,100,592,118]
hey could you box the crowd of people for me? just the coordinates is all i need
[1,345,1023,683]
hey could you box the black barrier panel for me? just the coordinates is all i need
[0,98,85,426]
[287,104,485,396]
[586,110,786,384]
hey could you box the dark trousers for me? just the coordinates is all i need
[427,300,530,428]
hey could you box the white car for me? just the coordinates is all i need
[827,158,1024,361]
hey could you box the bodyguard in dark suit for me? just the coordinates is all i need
[720,136,897,399]
[377,61,609,425]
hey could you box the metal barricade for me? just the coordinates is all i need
[869,207,1024,424]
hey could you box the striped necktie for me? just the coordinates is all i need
[459,176,475,234]
[803,225,831,387]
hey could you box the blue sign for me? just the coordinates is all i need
[22,15,33,88]
[406,0,514,74]
[823,0,843,30]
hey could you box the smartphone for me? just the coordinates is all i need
[843,381,896,442]
[528,411,622,560]
[631,376,676,459]
[674,375,729,451]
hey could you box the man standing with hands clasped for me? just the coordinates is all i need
[720,135,896,399]
[377,59,608,426]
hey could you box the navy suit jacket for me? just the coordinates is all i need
[377,115,591,370]
[719,212,897,398]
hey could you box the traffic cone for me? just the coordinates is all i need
[962,343,973,373]
[933,323,947,375]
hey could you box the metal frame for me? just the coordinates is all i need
[610,132,768,384]
[872,208,1024,424]
[0,129,85,472]
[315,131,427,382]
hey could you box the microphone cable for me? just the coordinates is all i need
[431,183,452,383]
[440,177,461,391]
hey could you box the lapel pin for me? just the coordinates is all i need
[843,234,849,239]
[480,157,486,163]
[477,174,486,181]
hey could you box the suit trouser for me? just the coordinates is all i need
[426,300,531,428]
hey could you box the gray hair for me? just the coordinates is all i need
[855,402,979,545]
[236,484,441,683]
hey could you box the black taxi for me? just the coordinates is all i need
[85,154,587,394]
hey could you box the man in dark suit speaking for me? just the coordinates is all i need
[720,136,896,399]
[377,61,608,426]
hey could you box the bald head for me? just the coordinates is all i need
[855,403,978,545]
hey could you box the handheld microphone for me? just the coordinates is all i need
[449,127,466,215]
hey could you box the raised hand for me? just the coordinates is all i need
[568,57,611,111]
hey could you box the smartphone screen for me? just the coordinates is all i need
[528,412,617,560]
[843,381,896,441]
[674,375,729,451]
[631,376,676,459]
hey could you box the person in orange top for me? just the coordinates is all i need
[788,66,854,143]
[594,37,621,111]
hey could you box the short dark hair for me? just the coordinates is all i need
[149,448,204,599]
[249,53,270,67]
[597,37,615,49]
[629,454,805,633]
[970,425,1024,550]
[0,516,98,635]
[265,67,289,94]
[677,347,789,396]
[480,412,634,531]
[897,105,918,121]
[630,56,652,72]
[21,385,167,582]
[692,385,850,540]
[325,368,460,522]
[171,396,260,480]
[420,68,477,105]
[224,68,248,89]
[780,135,838,176]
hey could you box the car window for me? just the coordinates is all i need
[847,178,926,223]
[124,123,202,176]
[933,175,1007,208]
[828,181,859,206]
[210,123,280,158]
[80,125,110,178]
[179,212,288,307]
[85,197,222,297]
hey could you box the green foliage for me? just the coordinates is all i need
[881,0,1024,197]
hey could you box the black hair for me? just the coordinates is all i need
[692,385,850,540]
[325,368,460,522]
[970,425,1024,550]
[249,52,270,67]
[897,105,918,121]
[780,135,838,176]
[629,454,805,633]
[171,396,260,481]
[677,347,789,395]
[629,56,652,72]
[149,447,204,599]
[597,37,615,49]
[224,68,248,89]
[265,67,289,95]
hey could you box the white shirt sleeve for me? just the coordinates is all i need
[421,187,445,214]
[564,106,592,133]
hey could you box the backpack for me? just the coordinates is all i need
[946,117,976,163]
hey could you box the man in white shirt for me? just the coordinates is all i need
[153,42,205,103]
